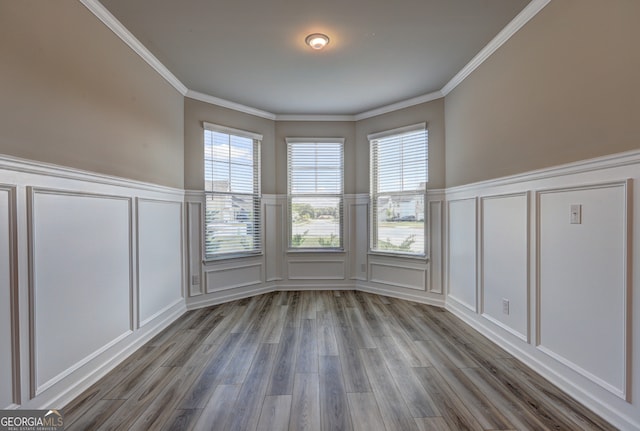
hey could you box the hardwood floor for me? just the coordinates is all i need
[63,291,615,431]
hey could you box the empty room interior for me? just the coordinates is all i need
[1,0,639,429]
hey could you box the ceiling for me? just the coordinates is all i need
[97,0,533,116]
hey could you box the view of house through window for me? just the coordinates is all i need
[204,123,261,258]
[287,139,344,249]
[370,124,428,256]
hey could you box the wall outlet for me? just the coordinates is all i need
[570,204,582,224]
[502,298,510,315]
[191,274,200,285]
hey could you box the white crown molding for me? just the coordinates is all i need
[79,0,188,95]
[354,91,444,121]
[186,90,277,120]
[441,0,551,96]
[276,114,355,122]
[82,0,549,120]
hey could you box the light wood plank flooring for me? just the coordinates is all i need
[63,291,615,430]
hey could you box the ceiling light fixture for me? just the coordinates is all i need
[305,33,330,50]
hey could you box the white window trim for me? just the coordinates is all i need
[203,123,262,261]
[369,124,428,258]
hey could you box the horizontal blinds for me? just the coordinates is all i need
[287,141,343,195]
[371,128,428,193]
[287,140,343,249]
[204,129,261,257]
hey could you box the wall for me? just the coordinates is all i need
[0,156,185,410]
[0,0,186,411]
[444,0,640,188]
[185,105,445,311]
[444,151,640,430]
[0,0,184,189]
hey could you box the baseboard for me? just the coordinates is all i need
[444,300,640,431]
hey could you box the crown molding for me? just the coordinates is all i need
[186,90,277,120]
[79,0,188,95]
[83,0,550,120]
[276,114,355,122]
[441,0,551,96]
[354,91,443,121]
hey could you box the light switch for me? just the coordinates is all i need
[570,204,582,224]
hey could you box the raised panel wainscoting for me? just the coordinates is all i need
[445,150,640,430]
[0,155,186,410]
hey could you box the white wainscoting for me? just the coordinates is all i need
[137,198,184,327]
[29,189,133,396]
[428,199,444,294]
[370,260,427,291]
[288,258,346,281]
[480,192,529,341]
[186,200,203,297]
[205,261,263,293]
[537,182,629,399]
[444,150,640,431]
[0,154,186,410]
[447,197,477,312]
[0,186,18,408]
[263,196,285,283]
[349,200,368,281]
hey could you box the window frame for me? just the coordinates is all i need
[203,122,262,261]
[369,123,428,258]
[286,137,345,252]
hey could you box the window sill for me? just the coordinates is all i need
[287,248,345,254]
[203,252,263,264]
[368,251,429,262]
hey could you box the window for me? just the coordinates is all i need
[370,123,428,256]
[287,138,344,250]
[204,122,261,258]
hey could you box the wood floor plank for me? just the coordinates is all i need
[256,395,292,431]
[178,332,244,409]
[159,409,201,431]
[360,348,419,431]
[267,326,299,396]
[413,367,485,431]
[461,367,552,431]
[319,355,353,431]
[262,305,288,344]
[347,392,386,431]
[289,373,320,431]
[375,336,438,418]
[296,319,319,373]
[317,311,339,356]
[334,325,372,393]
[192,384,240,431]
[226,343,278,431]
[414,417,451,431]
[65,399,125,431]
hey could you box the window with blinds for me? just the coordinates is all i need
[287,138,344,250]
[370,123,428,256]
[204,122,261,258]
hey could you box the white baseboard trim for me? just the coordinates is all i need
[39,302,186,410]
[357,283,445,308]
[444,300,639,431]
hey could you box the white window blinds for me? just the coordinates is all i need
[287,139,344,249]
[204,123,261,258]
[370,123,428,255]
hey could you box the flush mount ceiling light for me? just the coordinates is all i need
[305,33,330,50]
